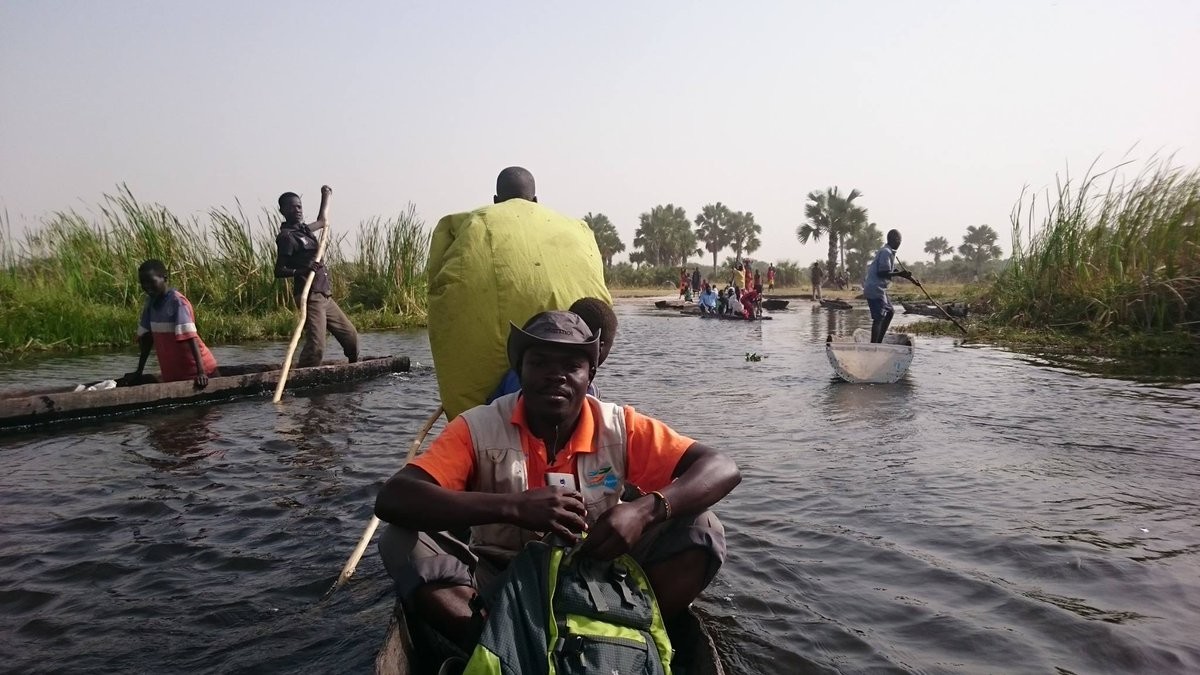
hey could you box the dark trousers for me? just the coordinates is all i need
[297,293,359,367]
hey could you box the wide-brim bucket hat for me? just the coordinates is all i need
[507,311,601,372]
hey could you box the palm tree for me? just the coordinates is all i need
[727,211,762,261]
[694,202,732,275]
[924,236,953,265]
[796,187,867,277]
[583,212,625,267]
[830,190,868,273]
[633,204,695,267]
[958,225,1003,279]
[797,190,836,275]
[845,222,883,277]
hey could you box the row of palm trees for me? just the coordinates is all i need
[583,189,1005,280]
[796,187,1006,279]
[924,225,1004,278]
[584,203,763,273]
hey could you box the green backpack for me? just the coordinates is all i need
[464,541,673,675]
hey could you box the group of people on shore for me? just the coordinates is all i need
[677,261,774,320]
[696,281,763,319]
[678,261,775,300]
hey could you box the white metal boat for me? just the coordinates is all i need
[825,329,914,383]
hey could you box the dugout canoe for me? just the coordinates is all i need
[683,310,772,321]
[0,356,410,430]
[761,298,789,311]
[818,298,854,311]
[901,301,968,319]
[654,299,692,310]
[375,603,724,675]
[825,329,913,383]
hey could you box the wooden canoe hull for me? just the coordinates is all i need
[374,604,724,675]
[0,356,410,430]
[825,330,913,383]
[655,299,691,310]
[818,298,854,311]
[675,308,772,320]
[761,299,789,310]
[901,301,968,319]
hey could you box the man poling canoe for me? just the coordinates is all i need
[863,228,916,343]
[275,186,359,367]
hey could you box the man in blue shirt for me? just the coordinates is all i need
[697,283,718,315]
[863,229,914,343]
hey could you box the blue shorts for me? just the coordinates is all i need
[867,295,893,320]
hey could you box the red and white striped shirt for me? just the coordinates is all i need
[137,289,218,382]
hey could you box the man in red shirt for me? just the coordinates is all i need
[375,311,740,652]
[123,259,218,386]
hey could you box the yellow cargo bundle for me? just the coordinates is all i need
[427,199,610,419]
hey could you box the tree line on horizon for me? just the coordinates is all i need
[584,189,1006,287]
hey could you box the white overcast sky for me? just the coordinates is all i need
[2,1,1197,263]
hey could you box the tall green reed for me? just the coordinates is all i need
[0,188,430,356]
[994,158,1199,333]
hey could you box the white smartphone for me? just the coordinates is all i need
[546,472,577,491]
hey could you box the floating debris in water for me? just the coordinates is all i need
[745,352,767,362]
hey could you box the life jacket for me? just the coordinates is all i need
[459,393,627,562]
[463,540,673,675]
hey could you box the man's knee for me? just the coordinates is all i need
[633,510,726,589]
[378,525,476,603]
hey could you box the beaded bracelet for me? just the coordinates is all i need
[649,490,673,520]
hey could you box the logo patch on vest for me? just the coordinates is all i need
[585,465,620,490]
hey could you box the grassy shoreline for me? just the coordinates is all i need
[1,189,429,361]
[905,318,1198,355]
[4,158,1195,362]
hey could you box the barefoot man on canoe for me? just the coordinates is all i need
[274,186,359,367]
[375,310,741,656]
[864,228,914,343]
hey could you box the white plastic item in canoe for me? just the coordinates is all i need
[825,329,914,383]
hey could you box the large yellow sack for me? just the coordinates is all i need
[427,199,611,419]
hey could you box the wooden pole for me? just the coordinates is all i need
[324,405,444,598]
[273,186,333,403]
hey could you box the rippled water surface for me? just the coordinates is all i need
[2,301,1199,674]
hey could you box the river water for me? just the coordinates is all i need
[2,300,1198,674]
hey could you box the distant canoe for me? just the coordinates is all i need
[761,298,789,310]
[901,301,968,319]
[690,311,772,321]
[0,356,410,430]
[654,299,691,309]
[819,298,854,310]
[825,330,913,383]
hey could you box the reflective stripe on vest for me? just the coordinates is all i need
[460,392,627,561]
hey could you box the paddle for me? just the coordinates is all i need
[324,405,444,599]
[273,186,333,403]
[899,265,969,335]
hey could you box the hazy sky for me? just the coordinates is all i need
[2,1,1198,264]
